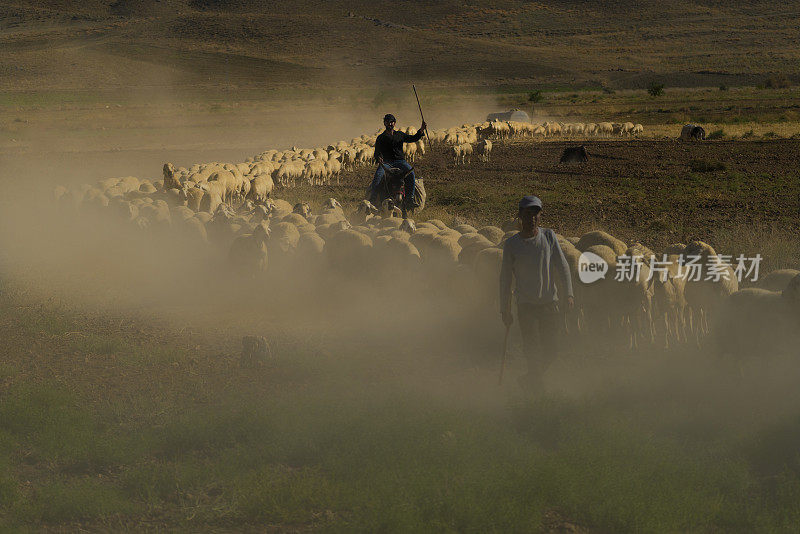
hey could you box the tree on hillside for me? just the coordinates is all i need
[648,83,665,97]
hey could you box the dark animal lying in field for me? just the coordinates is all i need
[560,145,589,163]
[681,124,706,141]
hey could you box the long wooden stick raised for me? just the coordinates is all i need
[412,84,431,144]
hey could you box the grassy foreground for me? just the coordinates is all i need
[2,279,800,532]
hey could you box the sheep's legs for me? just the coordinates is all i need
[627,316,637,351]
[700,308,710,335]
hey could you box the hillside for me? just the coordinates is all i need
[2,0,799,91]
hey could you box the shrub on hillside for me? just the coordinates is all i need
[765,75,791,89]
[647,83,664,97]
[706,129,726,140]
[528,90,543,103]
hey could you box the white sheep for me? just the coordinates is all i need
[451,143,473,165]
[682,240,739,345]
[597,122,614,137]
[620,122,635,136]
[325,158,342,185]
[755,269,800,292]
[325,228,374,273]
[716,275,800,358]
[246,174,274,203]
[352,200,378,225]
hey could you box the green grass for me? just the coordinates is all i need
[4,293,800,530]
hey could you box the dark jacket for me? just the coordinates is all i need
[373,129,424,162]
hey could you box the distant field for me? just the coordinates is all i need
[2,0,800,92]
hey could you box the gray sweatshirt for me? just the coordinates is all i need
[499,228,574,312]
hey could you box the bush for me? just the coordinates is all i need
[765,75,791,89]
[527,90,543,103]
[719,84,728,91]
[706,129,726,140]
[647,83,665,97]
[742,129,755,139]
[763,131,778,138]
[690,159,726,172]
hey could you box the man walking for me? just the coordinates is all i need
[368,113,426,210]
[499,195,574,388]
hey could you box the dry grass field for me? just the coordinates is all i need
[2,0,800,92]
[1,1,800,531]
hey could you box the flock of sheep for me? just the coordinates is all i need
[431,120,644,165]
[553,233,799,355]
[50,117,798,357]
[51,116,645,225]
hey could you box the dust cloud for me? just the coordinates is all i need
[2,91,800,467]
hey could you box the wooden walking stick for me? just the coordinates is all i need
[498,322,511,386]
[412,84,431,144]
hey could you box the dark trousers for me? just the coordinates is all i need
[517,301,559,378]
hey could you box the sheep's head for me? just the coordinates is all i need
[163,162,175,178]
[400,218,417,234]
[162,162,182,190]
[323,198,342,210]
[331,220,352,232]
[253,220,270,242]
[381,198,402,218]
[357,200,378,216]
[293,202,311,219]
[262,199,277,217]
[251,204,269,222]
[214,203,235,220]
[239,199,255,214]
